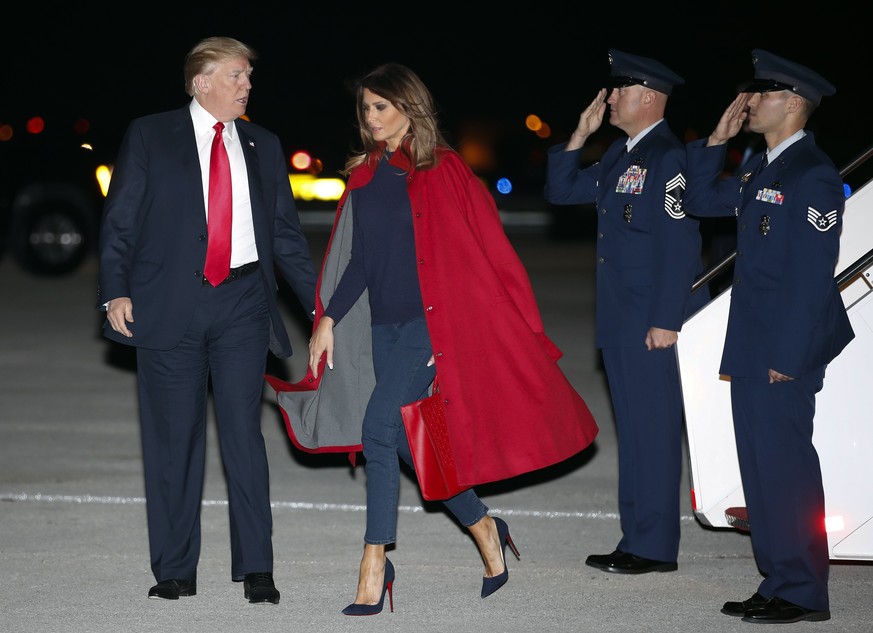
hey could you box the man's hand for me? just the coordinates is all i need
[707,92,751,146]
[645,326,678,351]
[769,368,794,384]
[566,88,608,151]
[106,297,134,338]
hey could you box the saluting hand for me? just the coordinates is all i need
[566,88,608,151]
[308,316,335,379]
[707,92,752,146]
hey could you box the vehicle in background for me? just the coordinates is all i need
[0,114,111,276]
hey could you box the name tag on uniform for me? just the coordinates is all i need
[755,187,784,204]
[616,165,647,194]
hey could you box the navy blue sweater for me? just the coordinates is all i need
[323,155,424,326]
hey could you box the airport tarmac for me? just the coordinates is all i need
[1,230,870,633]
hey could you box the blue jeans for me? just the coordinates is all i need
[363,315,488,544]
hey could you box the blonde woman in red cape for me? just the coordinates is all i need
[271,63,597,615]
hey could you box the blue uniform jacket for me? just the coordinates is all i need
[684,133,854,378]
[545,121,708,348]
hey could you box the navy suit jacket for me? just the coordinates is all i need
[545,121,708,348]
[98,105,316,358]
[684,133,854,378]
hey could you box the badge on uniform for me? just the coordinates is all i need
[755,187,784,204]
[623,204,633,222]
[616,165,647,194]
[759,215,770,235]
[664,172,686,219]
[808,206,838,231]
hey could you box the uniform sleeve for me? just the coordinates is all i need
[544,143,601,206]
[684,138,742,219]
[649,144,704,331]
[771,166,844,375]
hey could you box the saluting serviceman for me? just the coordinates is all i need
[545,50,708,575]
[684,49,855,624]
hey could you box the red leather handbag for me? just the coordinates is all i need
[400,377,469,501]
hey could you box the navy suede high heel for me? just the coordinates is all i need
[481,517,520,598]
[342,558,395,616]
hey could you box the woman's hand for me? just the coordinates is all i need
[308,316,335,378]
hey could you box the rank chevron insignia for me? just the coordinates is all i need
[807,206,838,231]
[665,173,686,219]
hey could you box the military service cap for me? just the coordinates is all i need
[740,49,835,106]
[606,49,684,95]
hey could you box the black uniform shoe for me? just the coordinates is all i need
[244,572,280,604]
[585,549,677,574]
[148,578,197,600]
[741,596,830,623]
[721,592,769,616]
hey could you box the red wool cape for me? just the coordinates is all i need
[266,146,598,488]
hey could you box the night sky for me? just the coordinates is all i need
[7,3,871,195]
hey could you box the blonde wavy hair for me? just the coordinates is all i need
[342,63,448,175]
[183,36,257,97]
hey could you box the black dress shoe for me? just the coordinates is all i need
[244,572,280,604]
[741,596,830,623]
[148,578,196,600]
[721,592,769,616]
[585,549,677,574]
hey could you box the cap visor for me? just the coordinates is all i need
[739,78,794,94]
[605,75,639,89]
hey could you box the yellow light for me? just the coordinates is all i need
[289,174,345,201]
[96,165,113,197]
[824,515,844,532]
[525,114,542,132]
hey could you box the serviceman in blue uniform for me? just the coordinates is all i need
[684,49,855,624]
[545,50,708,574]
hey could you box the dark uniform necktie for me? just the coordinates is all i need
[204,122,232,286]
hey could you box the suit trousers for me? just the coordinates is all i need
[601,345,683,562]
[136,272,273,582]
[730,368,830,611]
[362,315,488,544]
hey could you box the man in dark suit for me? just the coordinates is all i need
[98,36,316,604]
[545,50,708,574]
[684,49,854,624]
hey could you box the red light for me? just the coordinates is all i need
[290,150,312,171]
[26,117,45,134]
[73,118,91,135]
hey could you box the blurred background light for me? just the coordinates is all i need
[290,150,312,171]
[26,117,45,134]
[289,174,344,201]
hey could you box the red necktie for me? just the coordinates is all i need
[204,122,232,286]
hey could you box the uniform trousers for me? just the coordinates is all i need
[730,368,830,611]
[362,315,488,544]
[601,345,684,562]
[136,272,273,582]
